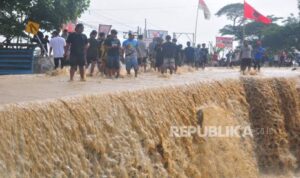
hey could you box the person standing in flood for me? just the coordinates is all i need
[184,41,195,66]
[200,43,209,69]
[137,35,148,72]
[86,30,99,76]
[104,29,121,78]
[49,31,66,69]
[41,35,49,57]
[98,32,107,75]
[155,38,164,72]
[253,41,265,72]
[240,41,253,75]
[161,35,177,74]
[64,23,88,81]
[122,32,139,77]
[194,44,202,70]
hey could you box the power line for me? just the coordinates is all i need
[91,11,137,30]
[88,6,192,12]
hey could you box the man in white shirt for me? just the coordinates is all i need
[50,31,66,69]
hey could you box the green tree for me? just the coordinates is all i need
[216,2,300,52]
[0,0,90,40]
[244,16,282,40]
[215,3,244,40]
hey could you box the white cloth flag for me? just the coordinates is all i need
[198,0,211,20]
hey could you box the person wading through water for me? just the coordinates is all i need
[161,35,177,75]
[122,32,139,77]
[240,40,253,75]
[104,29,121,78]
[86,30,99,76]
[64,23,88,81]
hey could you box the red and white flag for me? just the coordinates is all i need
[198,0,211,20]
[244,1,272,24]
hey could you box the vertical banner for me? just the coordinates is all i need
[98,24,112,35]
[216,37,233,49]
[147,30,168,39]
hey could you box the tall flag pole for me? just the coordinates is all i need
[194,0,211,45]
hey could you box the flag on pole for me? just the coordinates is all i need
[244,1,272,24]
[198,0,211,20]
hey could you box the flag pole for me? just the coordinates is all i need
[194,7,199,47]
[242,0,246,44]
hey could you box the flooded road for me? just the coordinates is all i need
[0,67,299,105]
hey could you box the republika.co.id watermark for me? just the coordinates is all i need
[170,125,274,138]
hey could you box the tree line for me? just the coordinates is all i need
[0,0,90,41]
[216,1,300,53]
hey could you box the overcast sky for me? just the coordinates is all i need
[80,0,298,44]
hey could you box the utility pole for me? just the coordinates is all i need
[144,18,147,38]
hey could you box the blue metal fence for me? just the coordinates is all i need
[0,48,35,75]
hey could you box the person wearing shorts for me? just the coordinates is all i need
[122,32,139,77]
[104,30,121,78]
[240,41,253,75]
[65,23,88,81]
[161,35,177,74]
[86,30,99,76]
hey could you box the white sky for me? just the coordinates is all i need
[80,0,299,45]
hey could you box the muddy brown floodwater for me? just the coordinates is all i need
[0,67,299,178]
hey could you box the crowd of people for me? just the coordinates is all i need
[48,23,211,81]
[224,43,300,71]
[47,23,299,81]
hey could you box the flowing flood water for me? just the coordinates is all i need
[0,68,299,178]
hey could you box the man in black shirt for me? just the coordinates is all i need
[104,29,121,78]
[86,30,99,76]
[65,23,88,81]
[200,43,209,69]
[172,38,180,73]
[162,35,177,74]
